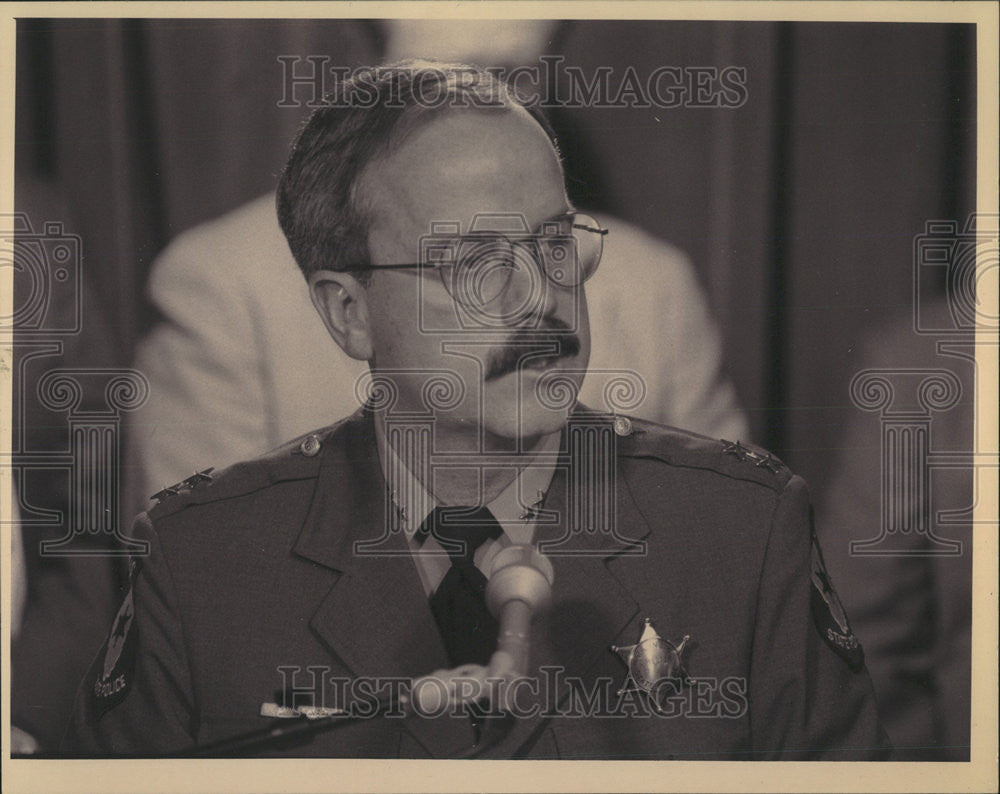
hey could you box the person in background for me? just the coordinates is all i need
[10,503,39,755]
[817,297,973,761]
[10,176,123,753]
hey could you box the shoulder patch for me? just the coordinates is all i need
[809,531,865,671]
[88,556,143,721]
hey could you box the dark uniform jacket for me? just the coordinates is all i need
[63,407,890,759]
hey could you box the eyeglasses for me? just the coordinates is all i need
[341,212,608,309]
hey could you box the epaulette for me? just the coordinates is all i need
[608,414,793,492]
[146,424,339,520]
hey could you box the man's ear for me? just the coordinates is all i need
[308,270,375,361]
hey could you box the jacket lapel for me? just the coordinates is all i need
[291,409,473,757]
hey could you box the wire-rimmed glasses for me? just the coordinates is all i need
[341,212,608,313]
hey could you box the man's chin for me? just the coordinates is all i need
[481,367,579,440]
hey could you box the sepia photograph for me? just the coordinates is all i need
[2,2,997,791]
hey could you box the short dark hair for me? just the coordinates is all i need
[276,60,562,285]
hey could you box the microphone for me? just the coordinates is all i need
[485,544,555,681]
[406,543,555,716]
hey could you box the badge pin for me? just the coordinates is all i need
[611,618,691,709]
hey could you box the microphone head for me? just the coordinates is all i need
[484,544,555,618]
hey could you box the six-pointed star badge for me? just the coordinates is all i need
[611,618,691,710]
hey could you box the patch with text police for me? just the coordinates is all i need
[89,556,143,721]
[809,532,864,670]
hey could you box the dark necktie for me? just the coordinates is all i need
[423,506,504,668]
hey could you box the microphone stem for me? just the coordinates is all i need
[491,598,533,680]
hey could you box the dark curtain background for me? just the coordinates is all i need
[15,17,975,491]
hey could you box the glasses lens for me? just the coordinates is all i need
[445,235,515,307]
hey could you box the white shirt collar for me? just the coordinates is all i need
[374,415,560,594]
[375,418,560,542]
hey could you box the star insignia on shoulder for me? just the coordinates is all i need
[181,468,215,488]
[611,618,691,711]
[722,440,750,460]
[721,440,782,475]
[150,485,180,503]
[150,468,215,503]
[753,453,780,473]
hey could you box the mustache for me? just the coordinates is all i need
[484,319,582,381]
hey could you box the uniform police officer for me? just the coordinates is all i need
[64,62,890,759]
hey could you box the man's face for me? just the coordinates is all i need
[360,107,591,441]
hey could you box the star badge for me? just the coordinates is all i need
[611,618,691,710]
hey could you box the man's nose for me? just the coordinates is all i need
[498,248,558,325]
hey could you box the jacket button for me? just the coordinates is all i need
[613,416,633,436]
[299,434,322,456]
